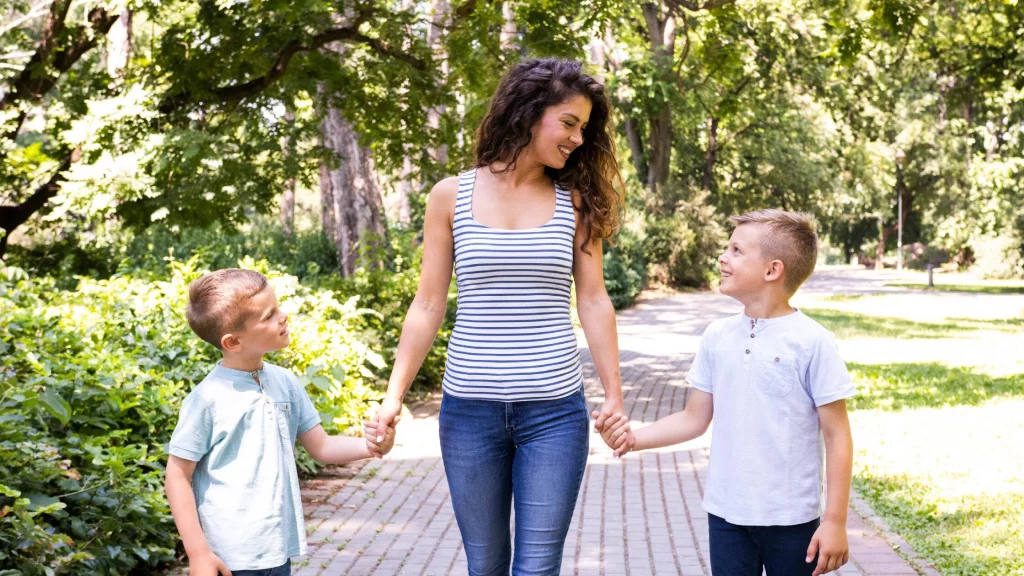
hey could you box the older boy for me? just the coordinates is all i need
[165,269,396,576]
[598,210,855,576]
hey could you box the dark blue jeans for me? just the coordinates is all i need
[709,513,819,576]
[232,559,290,576]
[439,388,589,576]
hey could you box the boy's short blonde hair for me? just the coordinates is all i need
[728,209,818,293]
[186,269,269,350]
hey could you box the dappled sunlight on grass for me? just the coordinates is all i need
[851,398,1024,575]
[854,473,1024,576]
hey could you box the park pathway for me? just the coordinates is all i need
[293,268,938,576]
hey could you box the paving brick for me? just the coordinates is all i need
[295,284,927,575]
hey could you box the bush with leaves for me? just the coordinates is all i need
[0,258,384,574]
[603,228,647,309]
[646,192,727,289]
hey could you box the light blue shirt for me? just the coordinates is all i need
[688,311,856,526]
[168,361,320,571]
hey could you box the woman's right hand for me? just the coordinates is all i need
[367,394,403,458]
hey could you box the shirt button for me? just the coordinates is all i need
[775,357,781,362]
[745,349,750,354]
[750,334,755,338]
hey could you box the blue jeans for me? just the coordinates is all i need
[709,513,820,576]
[439,388,589,576]
[232,559,290,576]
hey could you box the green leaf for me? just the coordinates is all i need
[25,493,65,515]
[311,376,332,391]
[0,484,21,498]
[39,389,71,424]
[330,365,347,382]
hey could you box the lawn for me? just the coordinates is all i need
[803,308,1024,340]
[833,296,1024,576]
[885,282,1024,295]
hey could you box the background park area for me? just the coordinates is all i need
[2,0,1023,574]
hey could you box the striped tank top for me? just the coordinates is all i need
[441,168,584,401]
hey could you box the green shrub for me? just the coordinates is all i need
[603,228,647,310]
[0,258,384,575]
[646,192,726,288]
[7,222,339,286]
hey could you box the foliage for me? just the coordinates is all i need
[7,222,338,287]
[339,228,455,395]
[0,258,386,574]
[644,190,726,288]
[603,227,647,309]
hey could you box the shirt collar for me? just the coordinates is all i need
[742,309,802,333]
[212,361,264,382]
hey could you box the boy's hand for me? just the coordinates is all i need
[190,550,232,576]
[591,412,634,457]
[364,416,399,458]
[806,519,849,575]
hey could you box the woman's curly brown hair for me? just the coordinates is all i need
[475,58,624,251]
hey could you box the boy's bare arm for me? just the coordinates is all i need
[299,422,397,464]
[165,455,232,576]
[633,389,714,452]
[807,399,853,576]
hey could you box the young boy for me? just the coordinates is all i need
[165,269,396,576]
[597,209,855,576]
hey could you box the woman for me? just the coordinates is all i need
[368,58,630,575]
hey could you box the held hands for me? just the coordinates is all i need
[364,416,399,459]
[806,519,850,576]
[591,399,635,457]
[366,394,403,458]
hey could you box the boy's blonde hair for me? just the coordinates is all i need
[186,269,269,350]
[728,209,818,293]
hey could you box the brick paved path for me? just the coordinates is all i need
[294,270,938,576]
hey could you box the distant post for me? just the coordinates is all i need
[927,263,934,288]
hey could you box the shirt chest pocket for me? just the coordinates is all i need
[273,402,292,440]
[754,354,797,397]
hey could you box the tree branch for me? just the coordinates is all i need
[1,4,120,141]
[158,22,427,114]
[0,154,72,255]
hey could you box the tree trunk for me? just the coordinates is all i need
[279,109,296,235]
[876,216,886,270]
[426,0,450,168]
[702,116,719,191]
[279,183,295,235]
[500,2,518,50]
[602,26,648,185]
[648,103,672,193]
[641,2,676,194]
[319,107,387,277]
[106,10,131,78]
[624,118,649,185]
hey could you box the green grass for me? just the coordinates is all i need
[854,473,1024,576]
[802,308,1024,339]
[885,282,1024,295]
[847,363,1024,411]
[820,294,869,302]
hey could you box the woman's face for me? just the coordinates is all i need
[528,94,592,170]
